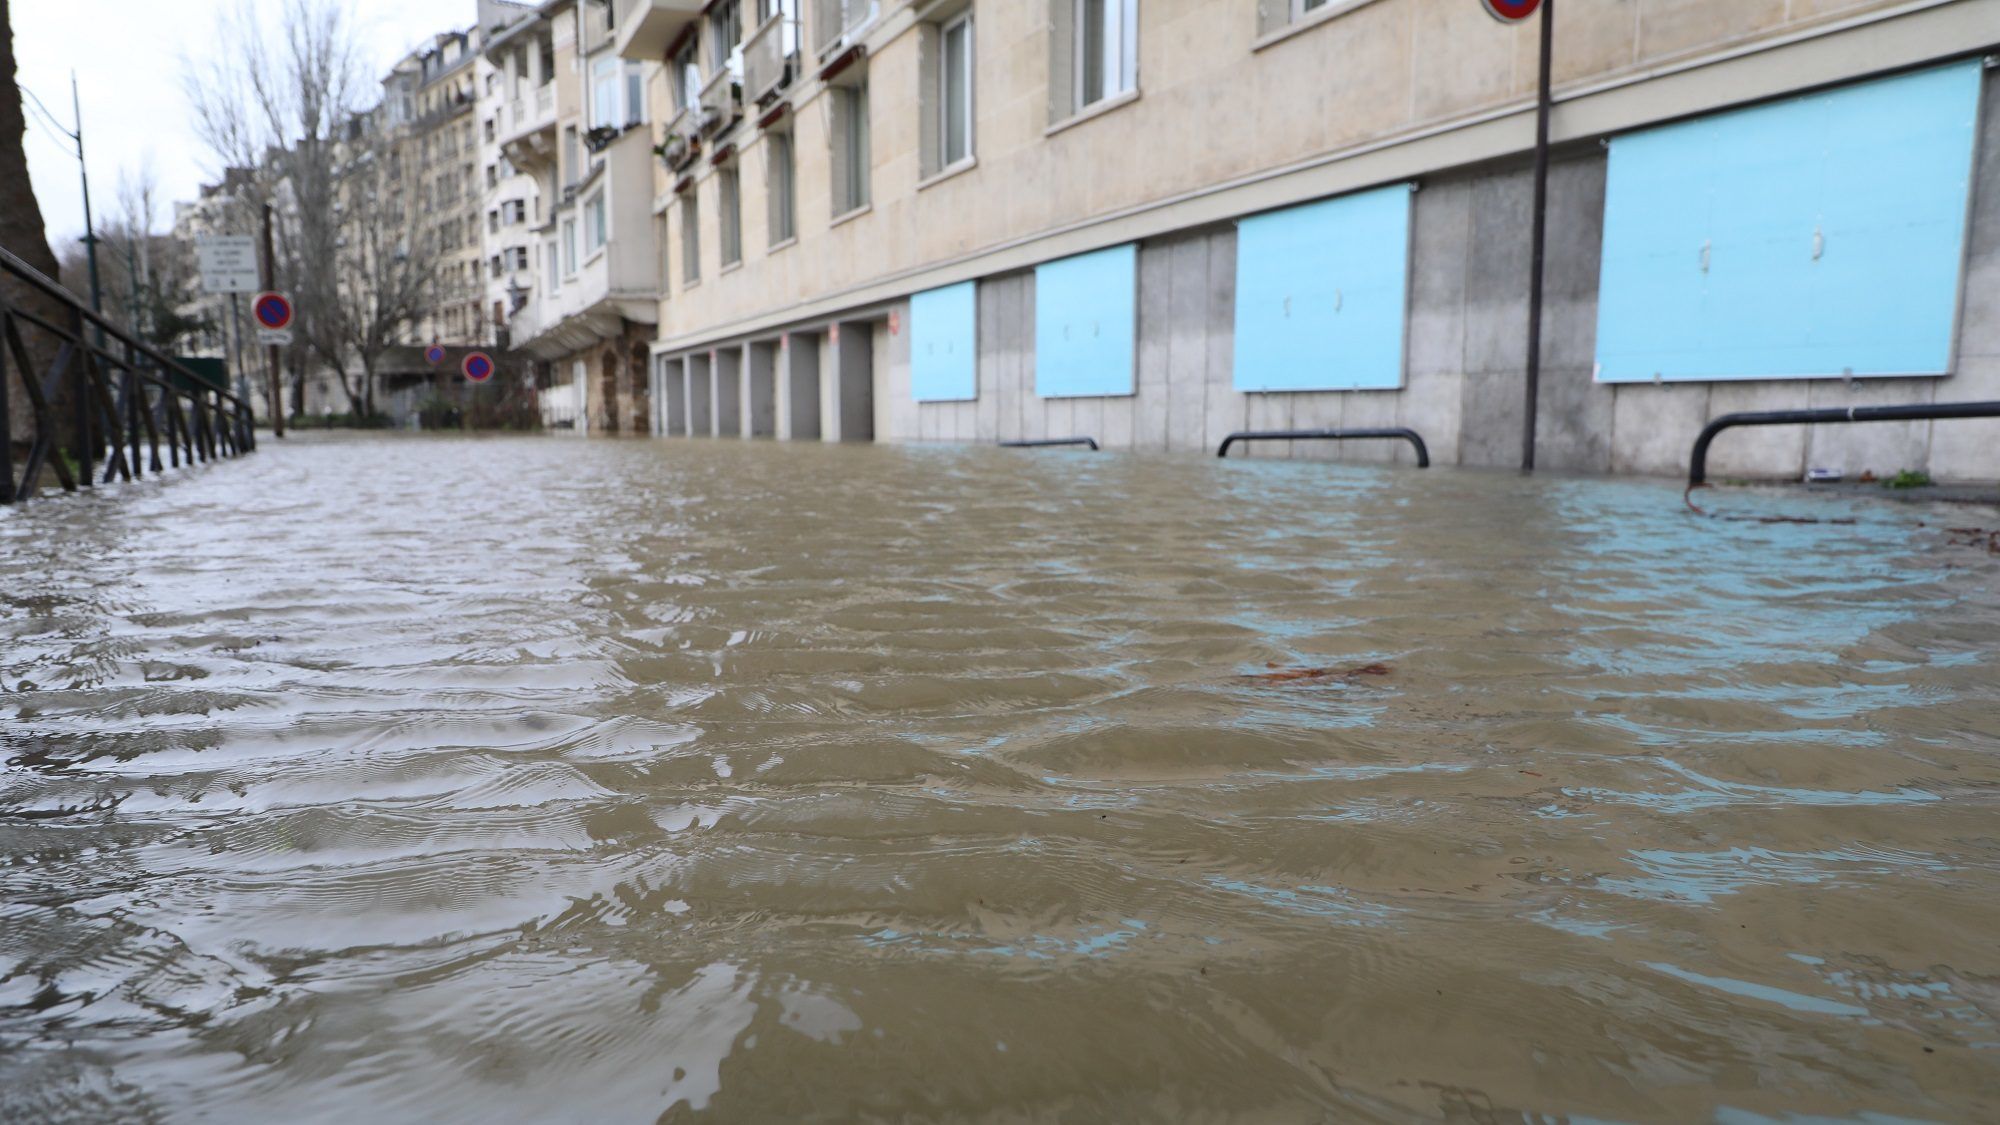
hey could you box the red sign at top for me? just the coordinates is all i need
[252,291,293,331]
[1481,0,1542,21]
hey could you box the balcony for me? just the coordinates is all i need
[744,14,798,106]
[498,81,558,167]
[613,0,703,62]
[697,66,741,137]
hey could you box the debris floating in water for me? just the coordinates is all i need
[1242,662,1393,685]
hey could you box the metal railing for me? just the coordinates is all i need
[1217,428,1430,465]
[698,66,741,135]
[1688,401,2000,485]
[1,245,255,505]
[745,14,798,105]
[1001,437,1099,451]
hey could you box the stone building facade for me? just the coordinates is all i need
[622,0,2000,481]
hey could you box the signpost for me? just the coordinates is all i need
[195,235,259,295]
[462,352,495,383]
[1483,0,1554,470]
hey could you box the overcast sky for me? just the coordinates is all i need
[16,0,482,248]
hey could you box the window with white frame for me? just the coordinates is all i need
[591,56,648,129]
[547,240,561,292]
[718,166,742,266]
[710,0,744,78]
[585,192,607,254]
[671,37,701,114]
[766,130,796,245]
[562,217,578,275]
[1076,0,1137,111]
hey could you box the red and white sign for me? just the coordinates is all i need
[1480,0,1542,21]
[462,351,495,383]
[888,310,900,336]
[252,291,293,331]
[425,344,447,366]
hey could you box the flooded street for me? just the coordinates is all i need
[3,432,1999,1121]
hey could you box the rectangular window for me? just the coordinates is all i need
[681,194,701,283]
[711,0,743,77]
[563,126,580,186]
[832,82,870,216]
[1595,61,1980,382]
[585,192,607,253]
[672,38,702,113]
[1234,185,1413,392]
[1035,244,1136,397]
[719,167,742,266]
[1074,0,1137,111]
[592,57,619,129]
[563,218,578,275]
[940,14,973,167]
[766,132,796,245]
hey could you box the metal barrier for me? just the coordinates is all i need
[1001,437,1099,451]
[1688,401,2000,485]
[1,245,255,505]
[1217,428,1430,467]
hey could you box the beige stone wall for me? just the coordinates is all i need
[653,0,1919,346]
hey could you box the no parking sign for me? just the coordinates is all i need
[1481,0,1541,20]
[462,352,495,383]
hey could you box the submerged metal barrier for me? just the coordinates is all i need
[1001,437,1100,451]
[1217,428,1431,467]
[1687,401,2000,485]
[0,245,255,505]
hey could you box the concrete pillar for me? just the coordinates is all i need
[747,340,778,437]
[827,320,874,443]
[687,352,712,434]
[784,332,822,441]
[712,347,742,437]
[664,356,688,435]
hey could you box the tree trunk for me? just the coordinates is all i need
[0,0,68,455]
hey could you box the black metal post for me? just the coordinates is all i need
[1521,0,1553,472]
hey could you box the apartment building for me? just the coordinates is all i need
[478,1,545,354]
[628,0,2000,481]
[487,0,661,435]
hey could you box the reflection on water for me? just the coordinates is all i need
[3,433,1998,1121]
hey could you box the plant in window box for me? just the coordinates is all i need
[584,125,620,153]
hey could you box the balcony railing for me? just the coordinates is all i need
[697,66,741,136]
[535,83,554,117]
[814,0,875,56]
[745,14,798,106]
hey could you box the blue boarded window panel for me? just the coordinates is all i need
[910,282,978,402]
[1596,61,1980,383]
[1234,184,1413,392]
[1035,244,1137,398]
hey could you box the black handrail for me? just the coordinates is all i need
[1001,437,1099,451]
[1,244,255,504]
[1217,428,1430,466]
[1688,401,2000,485]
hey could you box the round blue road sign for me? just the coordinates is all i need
[252,291,293,330]
[462,352,495,383]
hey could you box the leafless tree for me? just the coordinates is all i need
[179,0,436,420]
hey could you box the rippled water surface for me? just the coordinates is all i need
[4,433,2000,1122]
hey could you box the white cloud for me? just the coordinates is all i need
[17,0,483,249]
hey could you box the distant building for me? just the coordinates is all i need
[484,0,660,435]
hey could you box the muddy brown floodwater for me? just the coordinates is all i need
[3,432,1999,1122]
